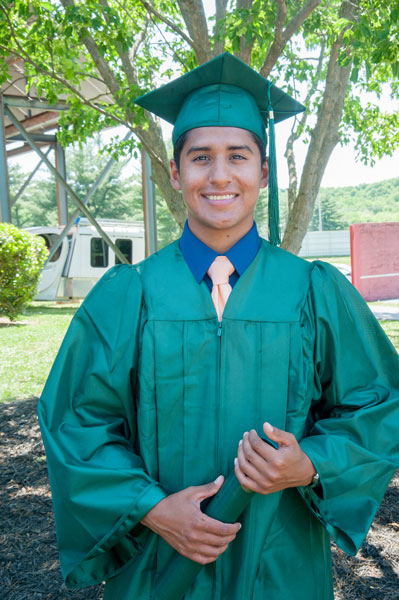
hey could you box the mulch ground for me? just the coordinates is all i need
[0,398,398,599]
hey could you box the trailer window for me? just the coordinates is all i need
[115,239,132,264]
[91,238,109,267]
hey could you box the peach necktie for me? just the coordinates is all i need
[207,256,235,321]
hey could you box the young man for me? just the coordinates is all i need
[39,54,399,600]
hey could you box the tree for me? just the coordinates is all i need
[0,0,398,253]
[10,138,141,227]
[10,138,180,248]
[310,194,346,230]
[0,222,47,320]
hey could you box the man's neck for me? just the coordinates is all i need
[187,219,254,254]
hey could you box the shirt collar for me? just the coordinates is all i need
[179,221,261,283]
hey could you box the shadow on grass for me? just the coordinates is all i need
[0,321,29,328]
[26,305,80,317]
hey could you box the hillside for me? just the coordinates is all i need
[316,177,399,228]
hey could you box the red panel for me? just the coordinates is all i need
[350,222,399,301]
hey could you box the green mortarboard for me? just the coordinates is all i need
[135,52,305,245]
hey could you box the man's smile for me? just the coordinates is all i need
[202,193,238,201]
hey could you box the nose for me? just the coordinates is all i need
[208,156,232,187]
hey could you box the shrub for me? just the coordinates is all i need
[0,223,48,321]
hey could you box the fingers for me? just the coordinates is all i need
[234,429,281,493]
[263,422,296,447]
[185,520,239,548]
[177,512,241,564]
[235,438,268,493]
[239,431,271,469]
[189,542,230,565]
[193,474,224,502]
[201,514,241,538]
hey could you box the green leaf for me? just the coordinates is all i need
[40,2,54,11]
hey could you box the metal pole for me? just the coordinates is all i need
[4,105,128,264]
[141,150,157,256]
[7,133,57,143]
[55,141,68,225]
[0,95,11,222]
[45,131,133,265]
[11,147,52,207]
[318,194,322,231]
[3,96,69,111]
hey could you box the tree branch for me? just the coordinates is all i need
[60,0,121,98]
[260,0,321,77]
[131,20,147,61]
[177,0,211,64]
[135,0,200,55]
[213,0,228,56]
[284,40,326,212]
[0,43,129,128]
[282,0,359,254]
[236,0,254,64]
[98,0,137,87]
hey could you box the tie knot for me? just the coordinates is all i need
[207,256,235,285]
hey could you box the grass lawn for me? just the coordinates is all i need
[306,256,352,266]
[0,301,398,404]
[0,301,80,403]
[382,320,399,352]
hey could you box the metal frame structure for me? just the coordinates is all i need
[0,60,158,260]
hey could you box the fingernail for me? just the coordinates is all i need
[234,457,238,466]
[238,439,242,446]
[244,431,248,437]
[214,475,223,485]
[264,422,273,432]
[237,523,242,530]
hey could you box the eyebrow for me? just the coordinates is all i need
[186,144,254,155]
[186,146,211,155]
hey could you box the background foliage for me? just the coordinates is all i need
[0,223,48,320]
[9,136,399,248]
[0,0,398,254]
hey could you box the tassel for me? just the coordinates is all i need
[267,82,280,246]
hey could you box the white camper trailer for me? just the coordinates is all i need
[27,218,145,300]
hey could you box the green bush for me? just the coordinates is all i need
[0,223,48,320]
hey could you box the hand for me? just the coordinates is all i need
[234,422,316,495]
[140,475,242,564]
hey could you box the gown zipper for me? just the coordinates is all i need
[215,318,222,600]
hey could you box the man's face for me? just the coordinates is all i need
[170,127,268,241]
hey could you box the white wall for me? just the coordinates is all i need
[298,230,350,257]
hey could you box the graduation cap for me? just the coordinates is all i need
[135,52,305,246]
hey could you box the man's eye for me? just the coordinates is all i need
[231,154,246,160]
[193,155,209,162]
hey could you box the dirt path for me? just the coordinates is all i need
[1,398,398,599]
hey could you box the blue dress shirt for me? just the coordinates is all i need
[179,221,261,291]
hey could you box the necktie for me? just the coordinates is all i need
[207,256,235,321]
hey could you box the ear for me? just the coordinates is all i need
[170,159,181,191]
[260,158,269,188]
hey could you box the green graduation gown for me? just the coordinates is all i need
[38,239,399,600]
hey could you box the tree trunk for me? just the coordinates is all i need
[281,0,358,255]
[136,116,187,229]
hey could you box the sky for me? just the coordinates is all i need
[274,119,399,189]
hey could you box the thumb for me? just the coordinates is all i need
[194,475,224,502]
[263,422,293,447]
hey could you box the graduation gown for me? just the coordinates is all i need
[38,239,399,600]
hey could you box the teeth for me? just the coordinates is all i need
[205,194,236,200]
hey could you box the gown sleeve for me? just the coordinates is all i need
[37,265,167,588]
[298,261,399,556]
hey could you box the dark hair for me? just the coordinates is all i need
[173,130,267,172]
